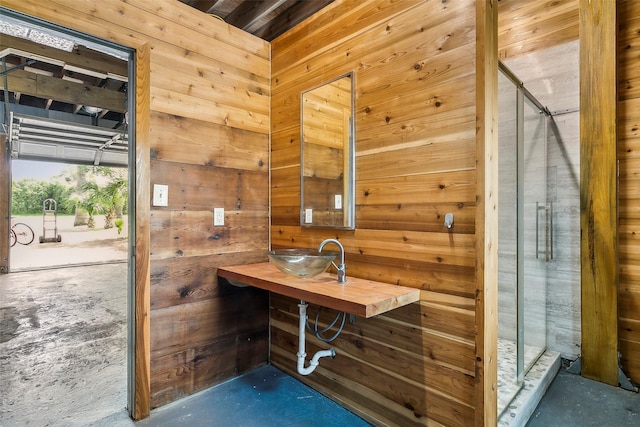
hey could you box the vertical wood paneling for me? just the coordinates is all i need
[272,1,482,425]
[133,42,152,420]
[580,0,618,385]
[475,0,498,425]
[618,0,640,384]
[2,0,271,414]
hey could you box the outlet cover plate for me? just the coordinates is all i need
[214,208,224,226]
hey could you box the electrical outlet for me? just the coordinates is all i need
[305,209,313,224]
[214,208,224,226]
[153,184,168,207]
[335,194,342,209]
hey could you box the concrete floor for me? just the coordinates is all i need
[526,368,640,427]
[0,263,128,426]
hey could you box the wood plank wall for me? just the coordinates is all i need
[498,0,579,61]
[618,0,640,384]
[271,1,484,425]
[3,0,271,412]
[580,0,618,386]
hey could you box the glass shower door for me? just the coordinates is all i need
[521,97,548,375]
[497,63,549,414]
[497,69,521,414]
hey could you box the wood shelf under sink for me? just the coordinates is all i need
[217,262,420,318]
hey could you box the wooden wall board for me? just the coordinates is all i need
[150,209,268,259]
[474,1,499,424]
[128,0,270,61]
[356,202,476,234]
[149,251,267,310]
[149,161,268,211]
[356,171,476,206]
[150,288,269,359]
[272,0,428,82]
[269,227,477,296]
[498,0,579,60]
[133,42,152,420]
[149,60,269,116]
[618,0,640,384]
[148,113,269,172]
[580,0,618,386]
[150,327,269,408]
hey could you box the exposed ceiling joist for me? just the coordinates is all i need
[253,0,333,40]
[179,0,334,42]
[225,0,288,31]
[0,68,126,113]
[0,33,127,80]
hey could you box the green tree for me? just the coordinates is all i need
[11,179,74,215]
[63,165,91,226]
[78,167,128,229]
[78,181,106,229]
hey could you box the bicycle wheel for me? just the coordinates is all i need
[13,223,35,245]
[10,229,16,247]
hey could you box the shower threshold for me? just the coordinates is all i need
[498,343,561,427]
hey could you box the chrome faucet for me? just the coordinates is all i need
[318,238,346,283]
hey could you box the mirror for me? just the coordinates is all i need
[301,72,355,229]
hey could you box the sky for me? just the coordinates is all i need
[12,160,73,181]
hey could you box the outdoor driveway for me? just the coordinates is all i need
[10,215,128,271]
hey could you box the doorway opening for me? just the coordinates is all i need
[1,8,135,424]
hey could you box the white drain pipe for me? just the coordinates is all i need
[297,301,335,376]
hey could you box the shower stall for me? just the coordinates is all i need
[496,56,582,419]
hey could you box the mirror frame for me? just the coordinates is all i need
[300,71,355,230]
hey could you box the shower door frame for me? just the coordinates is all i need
[499,60,550,387]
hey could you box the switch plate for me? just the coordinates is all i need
[335,194,342,209]
[153,184,168,207]
[214,208,224,226]
[304,209,313,224]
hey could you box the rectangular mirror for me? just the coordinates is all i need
[301,72,355,229]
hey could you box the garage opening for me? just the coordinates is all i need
[10,160,128,271]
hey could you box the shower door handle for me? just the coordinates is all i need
[536,202,553,262]
[549,202,553,261]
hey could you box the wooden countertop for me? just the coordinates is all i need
[217,262,420,318]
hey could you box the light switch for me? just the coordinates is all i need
[305,209,313,224]
[335,194,342,210]
[214,208,224,226]
[153,184,168,207]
